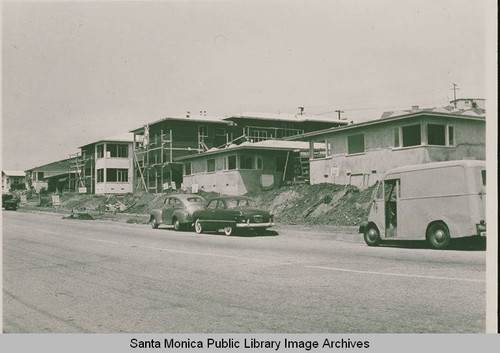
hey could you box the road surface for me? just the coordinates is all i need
[2,211,486,333]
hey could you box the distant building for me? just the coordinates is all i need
[2,170,26,193]
[74,133,134,194]
[175,140,324,195]
[288,107,486,189]
[25,158,76,193]
[130,111,346,193]
[449,98,485,111]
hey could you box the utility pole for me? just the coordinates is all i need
[451,83,459,107]
[298,106,304,115]
[335,109,345,120]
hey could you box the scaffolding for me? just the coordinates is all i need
[133,129,205,193]
[69,152,95,193]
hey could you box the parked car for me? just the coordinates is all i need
[2,194,19,211]
[359,160,486,249]
[192,196,274,236]
[149,194,206,231]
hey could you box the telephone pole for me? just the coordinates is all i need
[451,83,459,107]
[335,110,345,120]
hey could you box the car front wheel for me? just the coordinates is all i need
[194,219,203,234]
[223,226,234,236]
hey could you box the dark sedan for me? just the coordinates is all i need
[192,196,274,236]
[149,194,206,231]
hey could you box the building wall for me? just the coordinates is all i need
[310,116,485,189]
[182,150,290,195]
[94,142,134,194]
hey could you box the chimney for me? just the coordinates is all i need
[298,106,304,115]
[186,111,190,118]
[411,105,419,111]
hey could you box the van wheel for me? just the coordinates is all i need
[364,224,381,246]
[427,222,450,249]
[194,219,203,234]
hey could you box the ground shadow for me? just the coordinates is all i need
[378,237,486,251]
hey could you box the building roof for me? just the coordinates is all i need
[380,105,485,119]
[130,115,233,133]
[25,157,75,173]
[286,109,486,141]
[174,139,324,161]
[79,132,134,148]
[2,170,26,177]
[226,111,349,125]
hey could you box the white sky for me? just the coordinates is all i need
[1,0,490,170]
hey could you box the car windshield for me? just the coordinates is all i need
[187,197,205,204]
[226,199,256,208]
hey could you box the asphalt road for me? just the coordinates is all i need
[2,211,486,333]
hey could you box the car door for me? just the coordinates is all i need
[162,198,175,224]
[213,199,229,229]
[202,199,219,230]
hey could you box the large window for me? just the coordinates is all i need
[207,159,216,173]
[225,155,237,170]
[106,168,128,182]
[240,155,254,169]
[347,134,365,154]
[96,145,104,159]
[97,169,104,183]
[394,124,421,148]
[37,172,44,181]
[427,124,454,146]
[106,144,129,158]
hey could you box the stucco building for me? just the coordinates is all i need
[288,107,486,189]
[2,170,26,193]
[74,133,134,194]
[175,140,323,195]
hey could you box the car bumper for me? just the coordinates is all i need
[236,222,275,228]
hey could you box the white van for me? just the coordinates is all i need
[359,160,486,249]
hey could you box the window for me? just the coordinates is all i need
[198,125,209,138]
[96,145,104,159]
[226,155,237,170]
[184,162,192,176]
[448,126,454,146]
[481,170,486,186]
[240,155,254,169]
[207,200,218,209]
[106,168,128,182]
[427,124,454,146]
[276,156,286,172]
[97,169,104,183]
[106,144,128,158]
[187,197,205,204]
[393,128,400,148]
[427,124,446,146]
[256,156,263,170]
[207,159,216,173]
[401,124,421,147]
[347,134,365,154]
[215,128,226,136]
[37,172,44,180]
[326,140,334,156]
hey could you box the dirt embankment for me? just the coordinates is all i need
[20,184,374,226]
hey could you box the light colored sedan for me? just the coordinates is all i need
[149,194,206,231]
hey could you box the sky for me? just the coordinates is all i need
[1,0,492,171]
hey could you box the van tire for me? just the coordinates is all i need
[427,222,450,249]
[364,224,381,246]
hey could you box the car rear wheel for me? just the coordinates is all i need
[194,219,203,234]
[427,222,450,249]
[363,224,381,246]
[173,218,183,231]
[150,218,159,229]
[223,226,234,236]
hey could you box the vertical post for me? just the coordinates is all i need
[160,129,164,193]
[169,129,173,185]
